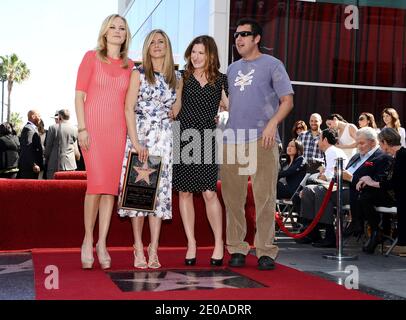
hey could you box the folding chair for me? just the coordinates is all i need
[375,206,398,257]
[276,173,311,230]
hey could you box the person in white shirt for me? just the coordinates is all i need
[319,128,349,180]
[297,128,348,247]
[326,113,357,160]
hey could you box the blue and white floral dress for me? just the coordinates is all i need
[118,67,180,220]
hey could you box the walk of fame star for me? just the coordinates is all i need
[117,271,240,292]
[109,269,266,292]
[134,162,156,185]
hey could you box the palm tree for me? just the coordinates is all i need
[0,54,30,122]
[9,112,24,136]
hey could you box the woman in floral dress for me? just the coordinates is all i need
[118,29,182,269]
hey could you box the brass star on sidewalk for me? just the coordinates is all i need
[118,271,240,292]
[134,162,157,185]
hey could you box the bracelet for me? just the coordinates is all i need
[78,128,87,133]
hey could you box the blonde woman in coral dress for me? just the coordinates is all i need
[75,14,134,270]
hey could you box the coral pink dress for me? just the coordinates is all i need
[76,50,134,195]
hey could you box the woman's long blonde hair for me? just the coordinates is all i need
[142,29,177,90]
[96,14,131,69]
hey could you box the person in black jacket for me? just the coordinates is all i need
[299,127,393,248]
[0,122,20,178]
[17,110,44,179]
[277,139,307,199]
[357,127,406,255]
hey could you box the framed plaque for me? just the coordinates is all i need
[119,151,163,212]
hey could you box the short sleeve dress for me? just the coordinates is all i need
[173,73,228,192]
[118,67,181,220]
[75,50,134,195]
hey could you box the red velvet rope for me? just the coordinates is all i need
[275,180,335,239]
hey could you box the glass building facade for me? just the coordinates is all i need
[120,0,405,144]
[121,0,210,66]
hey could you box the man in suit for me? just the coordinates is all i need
[342,128,394,239]
[44,109,79,179]
[18,110,44,179]
[298,127,393,247]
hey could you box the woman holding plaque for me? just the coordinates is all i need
[75,14,134,270]
[118,29,182,269]
[172,36,228,266]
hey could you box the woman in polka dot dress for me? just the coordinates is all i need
[173,35,228,267]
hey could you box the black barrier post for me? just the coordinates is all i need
[323,158,358,261]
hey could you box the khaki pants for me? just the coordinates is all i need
[220,139,279,259]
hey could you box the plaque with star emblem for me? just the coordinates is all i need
[119,151,163,212]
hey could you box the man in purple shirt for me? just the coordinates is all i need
[221,18,294,270]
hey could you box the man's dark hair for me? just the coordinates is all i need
[378,127,401,147]
[236,18,262,46]
[321,128,338,145]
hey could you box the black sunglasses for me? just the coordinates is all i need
[358,117,367,121]
[233,31,255,39]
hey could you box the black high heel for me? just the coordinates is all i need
[210,257,223,267]
[185,258,196,266]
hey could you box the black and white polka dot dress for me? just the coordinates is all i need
[173,72,228,193]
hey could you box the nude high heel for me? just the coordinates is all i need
[147,244,161,269]
[96,244,111,270]
[133,245,148,269]
[81,244,94,270]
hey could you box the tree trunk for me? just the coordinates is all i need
[7,81,12,123]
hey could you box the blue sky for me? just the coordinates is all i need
[0,0,118,127]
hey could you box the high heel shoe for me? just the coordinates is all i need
[134,245,148,269]
[81,243,94,270]
[147,244,161,269]
[210,257,223,267]
[184,247,197,266]
[185,258,196,266]
[210,244,224,266]
[96,244,111,270]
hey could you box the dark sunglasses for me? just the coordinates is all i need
[296,126,305,130]
[234,31,255,39]
[358,117,367,121]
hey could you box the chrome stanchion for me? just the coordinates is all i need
[323,158,358,261]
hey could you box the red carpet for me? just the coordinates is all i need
[32,247,379,300]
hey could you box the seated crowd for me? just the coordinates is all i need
[279,108,405,257]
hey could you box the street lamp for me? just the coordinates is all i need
[1,75,6,123]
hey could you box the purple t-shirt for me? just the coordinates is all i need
[224,54,294,144]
